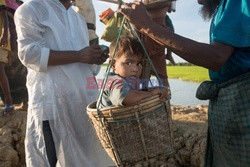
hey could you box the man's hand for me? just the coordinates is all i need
[118,1,152,32]
[79,45,108,65]
[48,45,108,66]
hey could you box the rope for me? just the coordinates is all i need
[135,111,149,162]
[96,16,126,110]
[96,16,164,110]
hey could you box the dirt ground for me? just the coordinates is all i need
[0,104,208,167]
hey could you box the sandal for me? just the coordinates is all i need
[2,105,14,116]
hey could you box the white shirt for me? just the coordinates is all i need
[15,0,113,166]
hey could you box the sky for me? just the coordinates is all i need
[22,0,211,63]
[93,0,211,63]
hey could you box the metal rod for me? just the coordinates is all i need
[98,0,176,9]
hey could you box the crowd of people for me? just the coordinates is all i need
[0,0,248,166]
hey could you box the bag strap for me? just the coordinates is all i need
[87,23,96,31]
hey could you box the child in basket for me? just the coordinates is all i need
[99,36,169,108]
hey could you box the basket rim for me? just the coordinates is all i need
[87,94,162,111]
[86,94,170,121]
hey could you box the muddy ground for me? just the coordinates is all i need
[0,104,208,167]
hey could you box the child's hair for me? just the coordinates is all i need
[109,36,145,60]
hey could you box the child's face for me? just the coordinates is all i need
[112,53,143,79]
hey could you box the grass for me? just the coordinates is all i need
[167,65,210,82]
[102,64,210,82]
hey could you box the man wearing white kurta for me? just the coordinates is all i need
[14,0,114,166]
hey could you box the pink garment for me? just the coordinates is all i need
[5,0,19,10]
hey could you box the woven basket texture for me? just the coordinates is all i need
[87,95,174,166]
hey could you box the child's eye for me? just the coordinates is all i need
[126,62,132,66]
[137,62,142,67]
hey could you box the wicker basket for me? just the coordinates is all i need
[87,95,174,166]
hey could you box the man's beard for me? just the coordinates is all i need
[200,0,221,20]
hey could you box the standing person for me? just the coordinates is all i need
[141,1,175,86]
[140,1,175,86]
[5,0,19,11]
[119,0,250,166]
[0,0,28,111]
[74,0,99,45]
[14,0,113,166]
[0,0,14,115]
[165,2,175,65]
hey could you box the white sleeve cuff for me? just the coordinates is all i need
[39,47,50,72]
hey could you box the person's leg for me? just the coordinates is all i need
[0,62,12,106]
[8,14,17,52]
[5,51,28,110]
[42,121,57,167]
[20,101,28,110]
[15,101,28,111]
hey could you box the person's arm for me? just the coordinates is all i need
[109,78,167,106]
[165,50,175,65]
[14,3,107,72]
[48,45,107,66]
[119,2,234,71]
[122,89,166,106]
[143,23,234,71]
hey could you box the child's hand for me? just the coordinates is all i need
[151,88,168,100]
